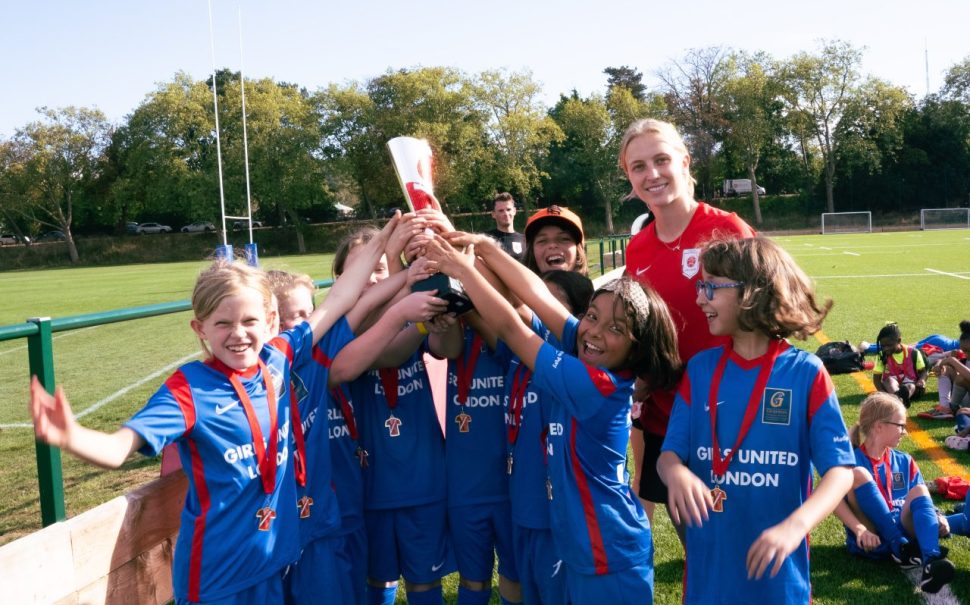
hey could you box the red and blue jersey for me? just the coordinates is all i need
[290,316,356,546]
[352,347,446,509]
[125,321,313,603]
[531,315,650,576]
[663,341,855,605]
[497,314,577,530]
[853,445,922,511]
[445,323,508,506]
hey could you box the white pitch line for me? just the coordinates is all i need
[925,268,970,281]
[843,251,860,256]
[813,273,947,279]
[902,566,961,605]
[0,351,200,429]
[0,326,100,358]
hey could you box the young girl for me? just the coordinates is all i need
[28,218,395,605]
[872,323,929,407]
[424,231,681,605]
[834,392,955,593]
[522,205,588,276]
[657,236,854,605]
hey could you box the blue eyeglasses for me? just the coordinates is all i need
[695,280,745,301]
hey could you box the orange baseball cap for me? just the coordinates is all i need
[525,205,584,245]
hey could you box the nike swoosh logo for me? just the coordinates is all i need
[215,401,238,415]
[431,562,445,572]
[703,401,725,412]
[635,266,650,276]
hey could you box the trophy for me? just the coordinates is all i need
[386,136,473,315]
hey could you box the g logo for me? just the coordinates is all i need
[769,391,786,408]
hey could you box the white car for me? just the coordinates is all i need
[181,222,216,233]
[1,233,22,245]
[136,222,172,234]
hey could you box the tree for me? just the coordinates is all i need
[721,52,784,224]
[7,107,112,262]
[941,56,970,103]
[656,47,734,201]
[470,69,563,212]
[604,66,647,101]
[780,40,863,213]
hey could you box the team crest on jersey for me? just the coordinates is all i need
[681,248,701,278]
[297,495,313,519]
[290,370,309,405]
[761,388,792,425]
[892,472,905,491]
[512,241,523,255]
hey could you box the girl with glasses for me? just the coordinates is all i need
[658,236,855,604]
[833,391,955,594]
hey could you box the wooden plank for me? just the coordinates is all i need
[75,538,176,605]
[1,520,76,604]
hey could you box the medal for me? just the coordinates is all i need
[506,365,532,476]
[710,486,727,512]
[385,413,403,437]
[379,368,403,436]
[707,339,784,502]
[355,445,369,468]
[297,495,313,519]
[256,506,277,531]
[507,454,514,475]
[456,410,472,433]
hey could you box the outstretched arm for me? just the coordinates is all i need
[308,214,398,344]
[746,465,852,579]
[441,231,571,342]
[29,376,144,469]
[424,235,543,370]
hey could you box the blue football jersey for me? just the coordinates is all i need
[663,341,855,605]
[125,321,313,602]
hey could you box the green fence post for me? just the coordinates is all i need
[27,316,66,526]
[598,240,605,276]
[620,237,627,266]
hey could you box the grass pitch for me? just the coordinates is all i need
[2,230,970,604]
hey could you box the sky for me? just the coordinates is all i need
[3,0,970,138]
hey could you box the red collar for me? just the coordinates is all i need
[206,356,260,379]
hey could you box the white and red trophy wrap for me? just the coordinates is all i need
[386,136,472,315]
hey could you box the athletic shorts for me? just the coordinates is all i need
[447,501,518,582]
[176,574,283,605]
[512,524,567,605]
[336,525,367,605]
[638,430,669,503]
[566,561,654,605]
[365,501,453,584]
[284,535,347,605]
[845,509,902,560]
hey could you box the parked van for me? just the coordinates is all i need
[723,179,766,196]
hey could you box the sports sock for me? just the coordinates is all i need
[910,494,942,561]
[367,584,397,605]
[854,481,907,556]
[406,585,443,605]
[457,585,492,605]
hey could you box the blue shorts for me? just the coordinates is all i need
[566,561,653,605]
[176,574,283,605]
[336,525,367,604]
[512,524,567,605]
[846,508,902,560]
[448,501,518,582]
[284,535,347,605]
[365,501,453,583]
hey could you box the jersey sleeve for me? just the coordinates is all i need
[318,316,355,360]
[806,363,855,475]
[907,455,925,488]
[269,320,315,367]
[531,341,624,421]
[660,372,693,461]
[914,349,927,372]
[124,375,193,457]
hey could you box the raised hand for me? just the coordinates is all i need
[30,375,75,449]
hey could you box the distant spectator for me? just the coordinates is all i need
[485,192,526,262]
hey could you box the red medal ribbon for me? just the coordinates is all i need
[506,365,532,446]
[225,359,280,495]
[378,368,399,410]
[289,388,307,487]
[861,443,895,510]
[330,386,359,440]
[456,333,483,406]
[708,339,783,478]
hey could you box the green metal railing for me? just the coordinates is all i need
[0,278,334,527]
[595,234,631,273]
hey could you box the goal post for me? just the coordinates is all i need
[821,211,872,234]
[920,208,970,230]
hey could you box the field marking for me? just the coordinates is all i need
[843,251,860,256]
[0,326,99,358]
[925,268,970,281]
[815,330,966,604]
[0,351,200,429]
[813,273,966,280]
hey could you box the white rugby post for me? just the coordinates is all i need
[208,0,231,262]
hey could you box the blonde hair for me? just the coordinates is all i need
[267,269,315,301]
[192,260,273,358]
[618,118,696,200]
[699,236,833,340]
[849,392,906,448]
